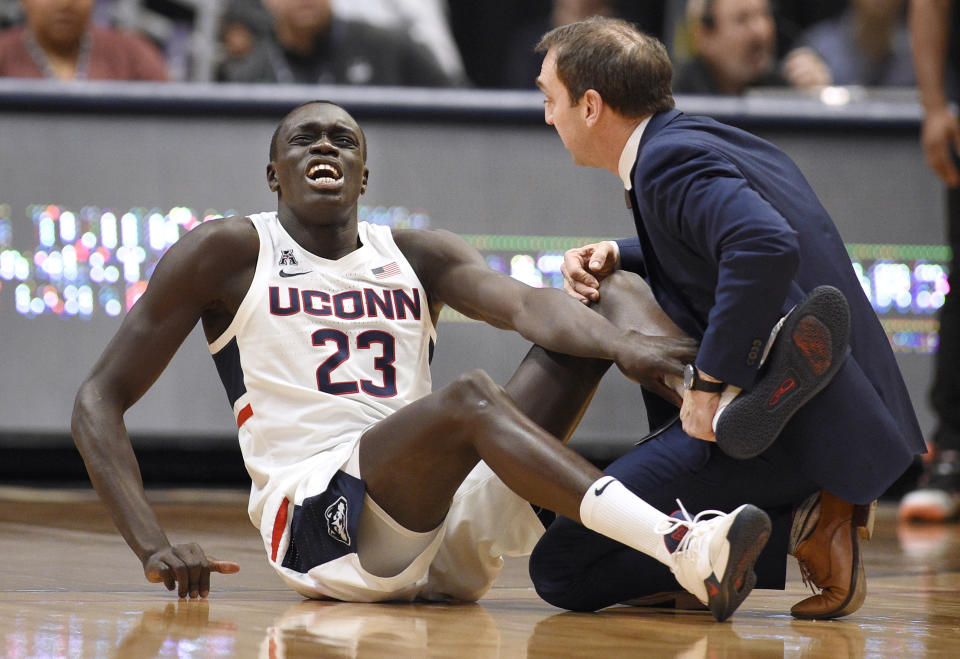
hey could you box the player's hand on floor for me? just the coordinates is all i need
[144,543,240,598]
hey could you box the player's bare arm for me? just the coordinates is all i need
[71,216,256,597]
[394,228,696,403]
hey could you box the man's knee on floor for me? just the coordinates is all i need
[528,535,601,612]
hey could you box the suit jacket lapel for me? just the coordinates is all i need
[626,109,704,337]
[627,108,683,272]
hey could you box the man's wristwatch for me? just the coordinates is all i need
[683,364,725,393]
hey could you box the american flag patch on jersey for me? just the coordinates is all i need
[371,262,401,279]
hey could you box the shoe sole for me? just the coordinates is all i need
[791,506,869,619]
[715,286,850,460]
[704,504,771,622]
[620,591,709,610]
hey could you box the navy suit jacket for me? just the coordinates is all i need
[617,109,924,501]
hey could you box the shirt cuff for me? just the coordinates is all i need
[605,240,621,269]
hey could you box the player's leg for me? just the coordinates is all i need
[359,366,602,532]
[360,269,686,533]
[502,269,687,442]
[591,269,690,339]
[360,368,768,619]
[360,272,767,619]
[502,345,610,444]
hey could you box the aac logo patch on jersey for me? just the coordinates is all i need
[279,249,298,266]
[325,496,351,545]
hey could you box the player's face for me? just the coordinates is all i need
[537,50,591,167]
[268,103,368,213]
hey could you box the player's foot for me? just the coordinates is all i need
[715,285,850,460]
[898,449,960,523]
[790,490,874,619]
[657,502,771,622]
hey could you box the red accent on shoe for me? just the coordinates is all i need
[792,316,833,376]
[707,578,720,597]
[664,510,691,553]
[768,378,797,406]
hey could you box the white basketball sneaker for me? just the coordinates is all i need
[657,502,772,622]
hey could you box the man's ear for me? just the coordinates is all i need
[266,163,279,192]
[360,167,369,195]
[582,89,604,127]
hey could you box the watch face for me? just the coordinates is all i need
[683,364,695,389]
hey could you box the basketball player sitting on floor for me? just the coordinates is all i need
[74,100,782,622]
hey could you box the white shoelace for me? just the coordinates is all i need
[654,499,729,565]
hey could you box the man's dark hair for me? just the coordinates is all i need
[269,100,368,161]
[536,17,675,118]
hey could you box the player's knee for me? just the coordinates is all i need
[444,369,504,419]
[590,270,647,320]
[593,271,687,339]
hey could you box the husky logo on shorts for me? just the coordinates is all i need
[325,496,350,545]
[279,249,298,266]
[281,472,363,573]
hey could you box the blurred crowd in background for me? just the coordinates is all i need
[0,0,916,93]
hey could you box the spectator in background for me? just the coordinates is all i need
[769,0,846,57]
[0,0,169,80]
[449,2,666,89]
[217,0,460,87]
[219,0,270,63]
[502,0,617,89]
[782,0,915,88]
[897,0,960,524]
[334,0,466,83]
[673,0,788,95]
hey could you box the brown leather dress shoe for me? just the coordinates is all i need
[790,490,875,619]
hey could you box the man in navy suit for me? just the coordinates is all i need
[528,17,926,619]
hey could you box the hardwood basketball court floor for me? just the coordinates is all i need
[1,486,958,657]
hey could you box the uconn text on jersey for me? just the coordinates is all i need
[269,286,423,321]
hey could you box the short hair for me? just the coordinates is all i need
[536,17,675,118]
[269,100,368,161]
[687,0,717,29]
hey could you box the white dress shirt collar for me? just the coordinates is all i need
[618,115,651,190]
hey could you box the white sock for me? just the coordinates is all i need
[579,476,675,566]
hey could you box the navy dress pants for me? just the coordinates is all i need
[528,422,819,612]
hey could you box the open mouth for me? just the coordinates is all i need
[306,161,344,190]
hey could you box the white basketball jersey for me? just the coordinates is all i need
[209,213,436,526]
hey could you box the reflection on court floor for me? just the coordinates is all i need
[1,490,958,658]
